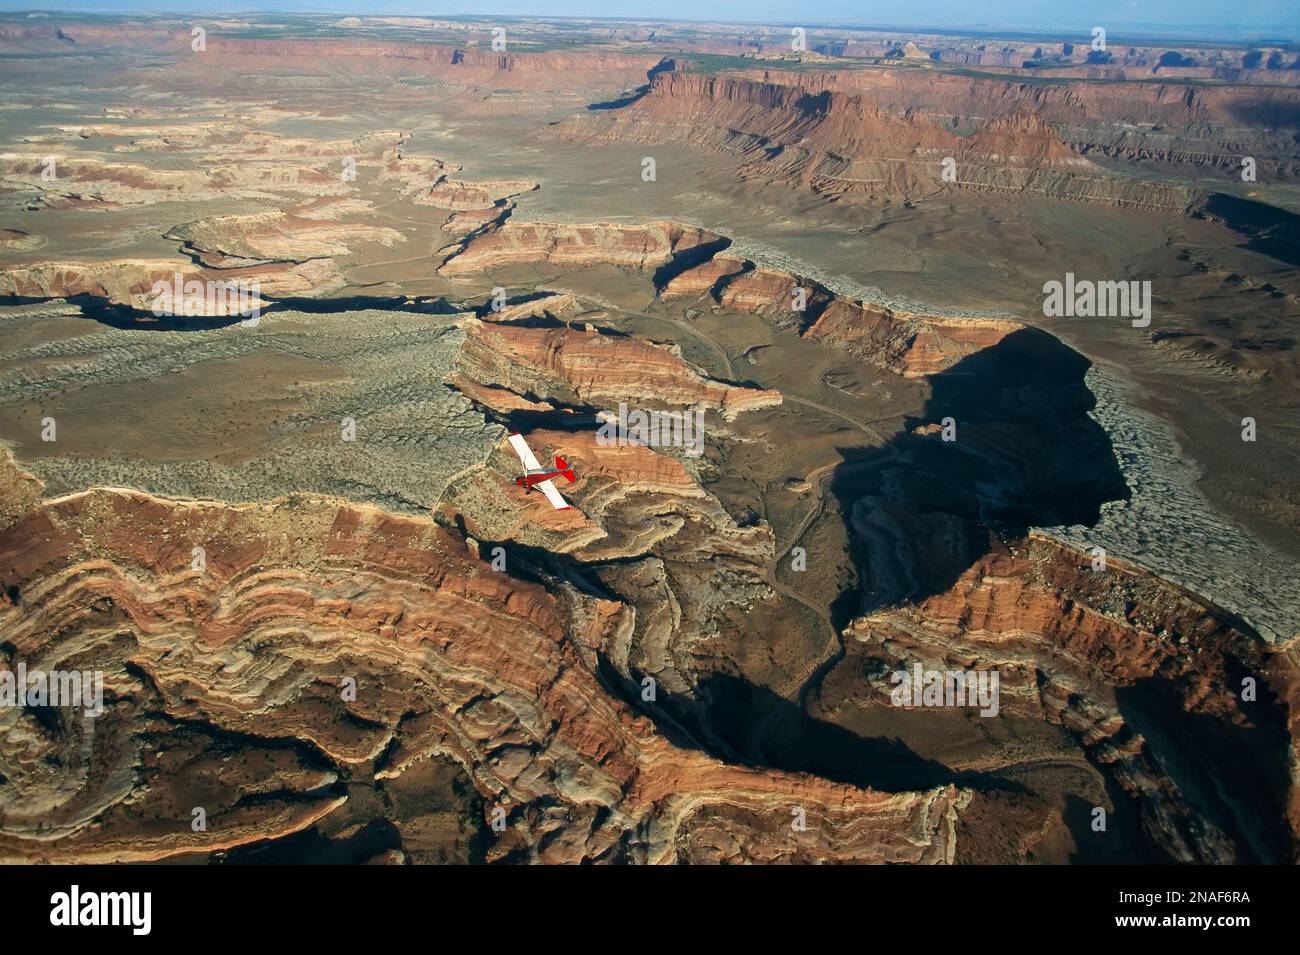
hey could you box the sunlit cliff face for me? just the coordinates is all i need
[0,13,1296,866]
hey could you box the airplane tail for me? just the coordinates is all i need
[554,456,576,482]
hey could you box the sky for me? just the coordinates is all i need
[0,1,1294,38]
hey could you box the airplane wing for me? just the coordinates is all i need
[508,433,571,510]
[536,479,571,511]
[507,432,543,471]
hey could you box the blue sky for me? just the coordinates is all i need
[0,1,1293,38]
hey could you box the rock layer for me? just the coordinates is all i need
[552,72,1204,209]
[842,533,1298,863]
[458,315,782,418]
[0,452,968,864]
[440,220,725,275]
[665,248,1023,377]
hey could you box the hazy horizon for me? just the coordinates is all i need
[0,2,1294,41]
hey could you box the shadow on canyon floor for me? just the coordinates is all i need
[1194,192,1300,268]
[585,327,1188,852]
[585,56,678,111]
[676,671,1028,795]
[829,325,1130,624]
[1115,671,1294,863]
[1,291,464,330]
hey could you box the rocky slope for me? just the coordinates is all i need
[0,451,968,864]
[841,533,1298,863]
[440,215,1021,379]
[439,220,726,275]
[2,128,416,210]
[747,67,1300,181]
[197,40,661,92]
[457,315,782,418]
[0,256,340,312]
[551,72,1201,209]
[0,152,217,210]
[662,247,1022,377]
[165,210,403,268]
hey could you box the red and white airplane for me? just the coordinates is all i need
[507,432,576,511]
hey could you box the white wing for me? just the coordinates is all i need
[508,433,571,510]
[507,432,542,471]
[536,479,570,511]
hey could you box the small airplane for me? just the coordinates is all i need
[506,432,576,511]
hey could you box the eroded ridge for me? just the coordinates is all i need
[0,452,968,864]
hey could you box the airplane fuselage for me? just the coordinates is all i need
[515,470,563,490]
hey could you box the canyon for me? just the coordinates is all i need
[0,12,1295,868]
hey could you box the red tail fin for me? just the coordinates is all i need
[554,456,575,482]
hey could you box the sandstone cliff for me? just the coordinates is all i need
[440,220,725,275]
[0,451,969,864]
[457,315,782,418]
[663,248,1023,377]
[740,66,1300,182]
[841,533,1298,863]
[551,71,1209,209]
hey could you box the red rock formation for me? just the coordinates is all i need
[962,105,1089,166]
[0,257,332,311]
[458,316,782,418]
[718,265,821,314]
[555,72,952,196]
[460,427,712,553]
[481,291,576,323]
[446,374,568,415]
[802,298,914,368]
[1,202,401,311]
[442,206,505,237]
[665,251,1022,377]
[165,210,403,267]
[553,70,1204,208]
[806,301,1023,377]
[660,253,746,298]
[841,533,1298,863]
[0,152,212,208]
[0,451,969,864]
[739,66,1300,180]
[425,178,538,211]
[201,39,660,91]
[440,220,724,275]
